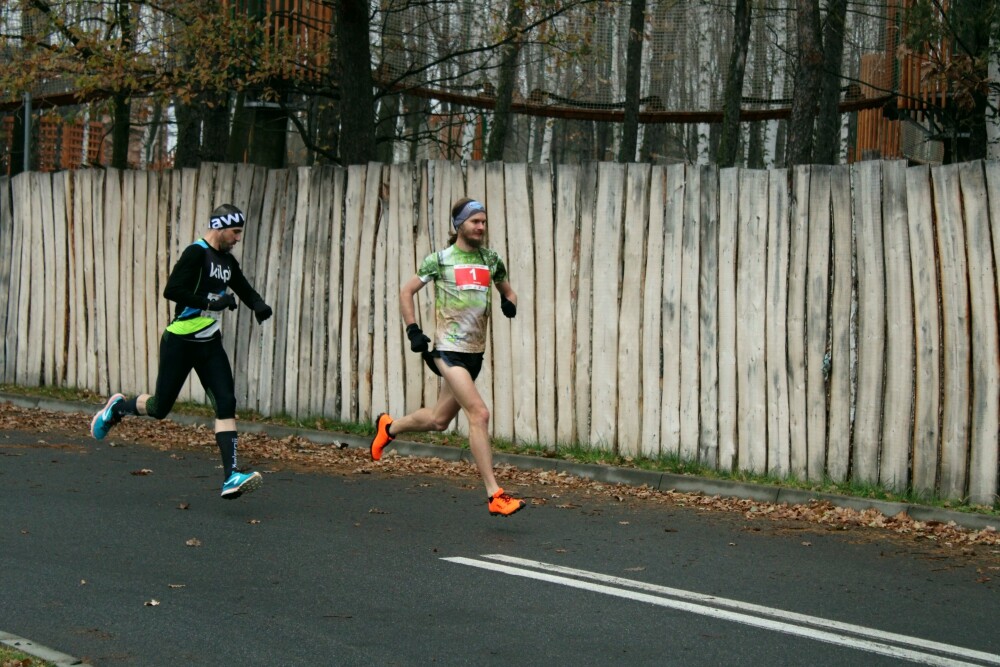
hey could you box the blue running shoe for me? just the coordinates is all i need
[221,471,263,499]
[91,393,125,440]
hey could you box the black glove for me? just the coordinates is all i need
[252,300,273,324]
[501,296,517,319]
[208,293,237,311]
[406,323,430,353]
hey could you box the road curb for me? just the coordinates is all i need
[0,631,93,667]
[5,392,997,532]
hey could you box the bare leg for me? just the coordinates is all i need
[390,382,461,435]
[429,360,501,497]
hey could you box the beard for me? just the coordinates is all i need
[458,226,484,248]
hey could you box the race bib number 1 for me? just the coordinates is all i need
[454,264,490,291]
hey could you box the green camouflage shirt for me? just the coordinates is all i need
[417,245,508,353]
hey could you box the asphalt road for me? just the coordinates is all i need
[2,427,999,666]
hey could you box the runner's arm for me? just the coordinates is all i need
[495,280,516,306]
[400,274,428,327]
[163,245,212,309]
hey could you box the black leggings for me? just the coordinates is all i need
[146,331,236,420]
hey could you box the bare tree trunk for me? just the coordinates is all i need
[337,0,376,165]
[201,93,230,163]
[718,0,752,167]
[814,0,848,164]
[746,7,769,168]
[110,0,132,169]
[618,0,646,163]
[486,0,525,162]
[787,0,822,166]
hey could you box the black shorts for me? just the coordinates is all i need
[422,350,484,381]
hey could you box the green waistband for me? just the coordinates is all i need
[166,316,216,335]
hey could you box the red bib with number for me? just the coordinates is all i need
[454,264,490,291]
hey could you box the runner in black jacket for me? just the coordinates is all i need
[90,204,273,499]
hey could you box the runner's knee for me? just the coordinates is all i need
[467,404,490,430]
[214,394,236,420]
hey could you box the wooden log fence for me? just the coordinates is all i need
[0,160,998,506]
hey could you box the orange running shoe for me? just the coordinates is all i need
[370,413,395,461]
[488,488,525,517]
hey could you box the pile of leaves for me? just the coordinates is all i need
[2,401,998,570]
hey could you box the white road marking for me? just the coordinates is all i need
[444,555,999,667]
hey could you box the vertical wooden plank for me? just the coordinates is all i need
[573,164,598,447]
[806,166,832,481]
[176,167,201,403]
[133,171,153,394]
[660,164,685,458]
[14,174,33,386]
[270,169,299,415]
[104,170,125,394]
[554,164,580,447]
[37,173,59,386]
[308,166,333,417]
[827,166,853,483]
[371,168,390,420]
[255,169,287,416]
[90,170,110,394]
[698,165,720,466]
[505,163,539,443]
[119,171,137,395]
[283,167,310,417]
[0,176,10,378]
[765,169,791,477]
[931,164,970,499]
[904,165,939,494]
[412,163,436,411]
[532,163,557,446]
[852,161,886,485]
[717,167,738,470]
[3,175,24,384]
[298,166,322,418]
[0,176,18,380]
[231,164,266,412]
[638,167,665,457]
[81,170,99,391]
[678,165,701,461]
[786,167,809,478]
[880,161,914,492]
[63,172,79,386]
[982,161,1000,501]
[33,173,52,385]
[355,163,383,422]
[324,167,348,418]
[487,161,514,440]
[129,171,149,394]
[340,165,367,421]
[399,164,423,417]
[736,169,768,474]
[51,173,69,386]
[616,163,650,457]
[386,164,411,419]
[959,161,999,506]
[589,163,625,451]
